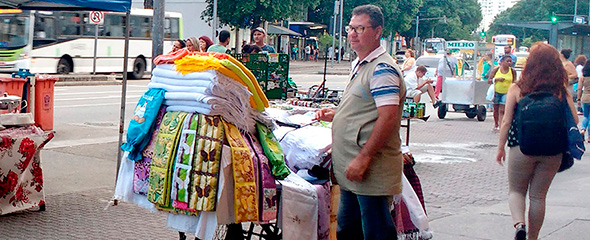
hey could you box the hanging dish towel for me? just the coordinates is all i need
[122,88,166,161]
[170,113,199,212]
[256,122,290,180]
[244,133,278,222]
[134,106,167,195]
[188,114,225,211]
[147,111,187,207]
[222,119,259,223]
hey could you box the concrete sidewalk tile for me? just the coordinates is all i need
[541,219,590,240]
[429,212,514,239]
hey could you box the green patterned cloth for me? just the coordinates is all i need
[147,111,187,206]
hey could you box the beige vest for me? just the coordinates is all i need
[332,52,405,196]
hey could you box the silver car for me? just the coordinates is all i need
[415,55,443,87]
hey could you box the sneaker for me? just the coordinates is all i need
[514,223,526,240]
[433,100,442,108]
[492,126,500,132]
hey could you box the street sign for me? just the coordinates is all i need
[89,11,104,25]
[446,41,476,49]
[573,15,585,24]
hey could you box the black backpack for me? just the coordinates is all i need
[516,92,567,156]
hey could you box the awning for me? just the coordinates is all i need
[267,24,302,36]
[0,0,131,12]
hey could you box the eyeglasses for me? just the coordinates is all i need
[345,25,374,34]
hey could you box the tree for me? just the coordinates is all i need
[401,0,482,40]
[201,0,319,29]
[307,0,422,37]
[487,0,589,44]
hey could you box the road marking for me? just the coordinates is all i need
[55,101,138,108]
[45,136,119,149]
[55,94,142,101]
[54,90,146,96]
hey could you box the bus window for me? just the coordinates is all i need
[59,12,82,36]
[129,16,152,38]
[104,14,124,37]
[164,18,179,39]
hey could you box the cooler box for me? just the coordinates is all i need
[26,76,58,131]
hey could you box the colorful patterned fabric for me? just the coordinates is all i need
[222,120,258,223]
[147,111,187,206]
[0,126,53,215]
[256,123,290,180]
[316,182,331,240]
[244,133,277,222]
[188,114,224,211]
[170,113,199,211]
[134,106,167,195]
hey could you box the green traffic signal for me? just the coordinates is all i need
[551,16,557,23]
[480,31,486,37]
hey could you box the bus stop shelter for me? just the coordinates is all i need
[0,0,133,181]
[501,21,590,55]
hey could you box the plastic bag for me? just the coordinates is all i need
[486,84,495,101]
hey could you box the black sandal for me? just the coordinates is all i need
[514,222,526,240]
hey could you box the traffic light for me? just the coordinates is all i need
[480,31,486,37]
[551,16,557,23]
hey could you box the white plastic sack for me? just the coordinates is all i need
[486,84,495,101]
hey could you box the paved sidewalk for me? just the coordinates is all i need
[1,100,588,239]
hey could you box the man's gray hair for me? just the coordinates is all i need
[352,4,384,28]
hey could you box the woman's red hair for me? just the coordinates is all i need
[517,42,567,98]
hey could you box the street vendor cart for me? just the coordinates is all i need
[437,41,492,121]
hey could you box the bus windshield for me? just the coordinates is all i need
[0,14,30,49]
[423,38,446,55]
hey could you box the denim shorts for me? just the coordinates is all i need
[493,92,507,104]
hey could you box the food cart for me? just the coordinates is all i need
[437,41,492,121]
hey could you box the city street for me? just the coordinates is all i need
[0,60,589,239]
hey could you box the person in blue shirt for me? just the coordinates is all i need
[251,27,276,53]
[500,45,517,68]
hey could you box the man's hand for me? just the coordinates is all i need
[425,79,434,84]
[314,108,336,122]
[346,154,371,182]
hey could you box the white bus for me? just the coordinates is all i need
[492,34,516,61]
[422,38,446,56]
[0,9,182,78]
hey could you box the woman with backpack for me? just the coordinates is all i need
[488,55,517,131]
[496,42,578,240]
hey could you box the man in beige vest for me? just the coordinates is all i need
[314,4,405,240]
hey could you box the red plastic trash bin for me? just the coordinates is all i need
[0,77,27,97]
[26,76,58,131]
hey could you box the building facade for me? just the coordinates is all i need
[478,0,521,30]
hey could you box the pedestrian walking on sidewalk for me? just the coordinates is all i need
[488,55,516,132]
[314,4,404,240]
[496,42,578,240]
[577,60,590,142]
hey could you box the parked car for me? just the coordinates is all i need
[514,52,529,68]
[415,55,443,86]
[394,50,407,64]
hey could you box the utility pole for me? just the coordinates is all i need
[152,0,164,69]
[337,0,344,63]
[212,0,218,40]
[415,15,420,57]
[331,0,339,67]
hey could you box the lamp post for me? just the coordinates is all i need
[415,15,420,56]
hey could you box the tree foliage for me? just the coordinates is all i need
[307,0,422,37]
[487,0,589,44]
[201,0,319,29]
[401,0,483,40]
